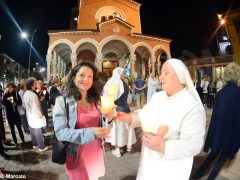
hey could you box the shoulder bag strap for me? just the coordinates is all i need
[63,96,69,127]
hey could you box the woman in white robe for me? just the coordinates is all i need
[147,74,157,102]
[116,58,206,180]
[103,67,136,157]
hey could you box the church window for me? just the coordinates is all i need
[101,16,106,22]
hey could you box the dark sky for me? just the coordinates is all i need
[0,0,239,69]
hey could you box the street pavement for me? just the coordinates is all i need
[0,102,239,180]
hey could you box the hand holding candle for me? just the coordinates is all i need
[142,125,169,153]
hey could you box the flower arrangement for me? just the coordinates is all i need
[127,74,136,86]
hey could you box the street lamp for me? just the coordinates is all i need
[217,14,231,43]
[21,29,37,77]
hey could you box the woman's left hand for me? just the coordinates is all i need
[142,132,165,153]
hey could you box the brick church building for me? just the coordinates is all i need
[46,0,171,81]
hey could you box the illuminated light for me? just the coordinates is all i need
[74,17,78,21]
[21,32,28,39]
[223,36,227,40]
[217,14,223,20]
[220,19,225,25]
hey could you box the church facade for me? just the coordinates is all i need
[46,0,171,81]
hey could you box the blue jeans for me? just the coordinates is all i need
[29,127,46,149]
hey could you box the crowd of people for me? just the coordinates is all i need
[0,59,239,180]
[0,76,62,159]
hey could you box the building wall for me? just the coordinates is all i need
[77,0,142,33]
[49,27,170,53]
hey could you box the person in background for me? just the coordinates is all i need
[2,82,25,145]
[207,79,216,109]
[116,58,206,180]
[155,74,161,92]
[0,135,9,159]
[215,76,225,93]
[54,62,112,180]
[134,74,147,109]
[147,73,156,103]
[36,80,50,127]
[49,78,61,121]
[193,62,240,180]
[23,78,48,152]
[103,67,136,158]
[18,79,30,134]
[200,75,209,106]
[0,84,9,145]
[49,78,61,106]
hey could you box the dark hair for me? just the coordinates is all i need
[26,77,36,90]
[6,82,15,88]
[63,61,100,103]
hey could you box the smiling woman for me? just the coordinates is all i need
[53,61,113,180]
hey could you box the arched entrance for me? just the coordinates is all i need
[76,42,97,64]
[101,39,130,78]
[134,46,151,78]
[154,48,169,75]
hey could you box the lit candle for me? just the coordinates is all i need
[100,96,114,114]
[101,95,115,127]
[43,90,46,95]
[142,122,154,133]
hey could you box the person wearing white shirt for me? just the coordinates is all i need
[216,77,225,93]
[24,78,48,152]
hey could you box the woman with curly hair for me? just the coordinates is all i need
[53,61,112,180]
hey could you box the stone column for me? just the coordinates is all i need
[156,56,161,75]
[148,58,151,75]
[212,65,215,81]
[71,53,77,68]
[52,51,58,78]
[151,57,156,75]
[58,58,63,79]
[46,53,52,82]
[141,58,146,79]
[95,52,103,72]
[130,54,136,75]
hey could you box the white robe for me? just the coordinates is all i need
[131,89,206,180]
[147,78,157,102]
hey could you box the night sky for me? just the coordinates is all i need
[0,0,239,69]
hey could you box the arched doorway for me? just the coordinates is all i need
[76,42,97,64]
[134,46,151,78]
[101,39,130,78]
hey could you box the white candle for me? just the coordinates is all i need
[101,95,114,127]
[101,96,114,114]
[142,123,154,133]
